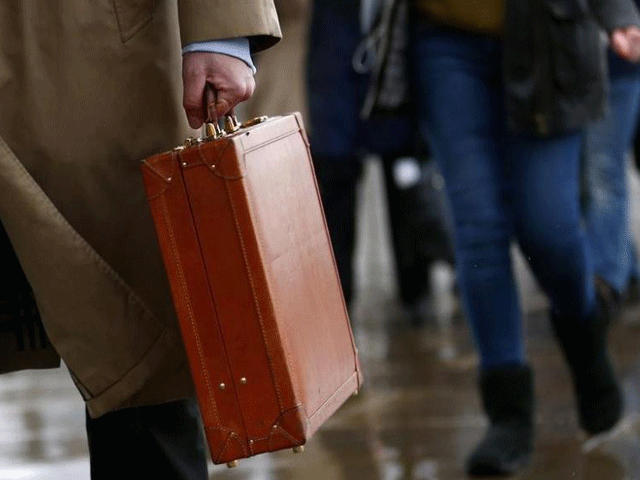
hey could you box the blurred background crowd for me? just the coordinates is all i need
[245,0,640,476]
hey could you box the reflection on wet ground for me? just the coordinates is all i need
[0,367,89,478]
[206,308,640,480]
[1,159,639,479]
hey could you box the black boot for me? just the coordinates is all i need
[594,275,622,324]
[466,364,534,477]
[312,155,363,305]
[550,291,622,435]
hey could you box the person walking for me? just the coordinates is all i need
[0,1,280,478]
[307,0,455,316]
[582,6,640,317]
[397,0,640,475]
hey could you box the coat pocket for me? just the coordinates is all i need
[111,0,158,43]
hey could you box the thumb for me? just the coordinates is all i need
[611,30,631,60]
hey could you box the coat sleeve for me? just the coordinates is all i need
[587,0,640,32]
[177,0,282,53]
[274,0,309,22]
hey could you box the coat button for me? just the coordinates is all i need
[534,113,550,136]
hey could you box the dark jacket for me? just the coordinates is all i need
[503,0,640,135]
[364,0,640,135]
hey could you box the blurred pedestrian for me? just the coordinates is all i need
[399,0,640,475]
[307,0,454,316]
[0,1,280,479]
[582,25,640,317]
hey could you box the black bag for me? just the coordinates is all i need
[355,0,412,119]
[382,155,455,306]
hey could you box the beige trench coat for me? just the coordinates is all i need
[245,0,310,122]
[0,0,280,418]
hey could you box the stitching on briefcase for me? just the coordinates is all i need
[224,179,285,412]
[241,129,300,154]
[141,159,175,199]
[159,194,222,426]
[207,430,247,462]
[268,425,302,449]
[307,372,359,423]
[292,115,361,379]
[197,141,246,180]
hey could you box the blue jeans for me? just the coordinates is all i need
[583,51,640,294]
[413,26,596,368]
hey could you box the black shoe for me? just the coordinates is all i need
[466,364,534,477]
[594,276,622,324]
[624,276,640,308]
[550,291,623,435]
[312,154,363,305]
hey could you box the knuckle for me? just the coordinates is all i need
[183,65,203,82]
[228,81,244,97]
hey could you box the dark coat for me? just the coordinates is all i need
[364,0,640,135]
[504,0,640,135]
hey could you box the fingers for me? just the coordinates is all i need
[209,75,255,120]
[183,63,207,129]
[610,27,640,63]
[205,84,217,124]
[182,52,255,129]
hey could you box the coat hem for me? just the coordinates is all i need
[85,327,193,418]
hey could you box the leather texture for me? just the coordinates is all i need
[141,113,362,464]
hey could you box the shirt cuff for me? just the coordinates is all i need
[182,38,256,74]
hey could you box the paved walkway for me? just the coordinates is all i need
[1,158,639,479]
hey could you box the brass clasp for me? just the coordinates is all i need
[224,115,240,134]
[240,116,268,128]
[180,115,270,150]
[205,122,224,139]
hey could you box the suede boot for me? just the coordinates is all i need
[550,293,622,435]
[466,364,534,477]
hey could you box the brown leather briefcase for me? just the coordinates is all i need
[140,113,362,467]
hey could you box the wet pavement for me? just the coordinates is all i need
[1,158,640,479]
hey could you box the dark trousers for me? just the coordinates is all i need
[85,398,208,480]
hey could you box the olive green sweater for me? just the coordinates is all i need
[416,0,504,36]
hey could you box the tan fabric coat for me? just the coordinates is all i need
[0,0,280,418]
[245,0,310,122]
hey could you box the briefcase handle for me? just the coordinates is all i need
[204,83,240,138]
[176,84,268,148]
